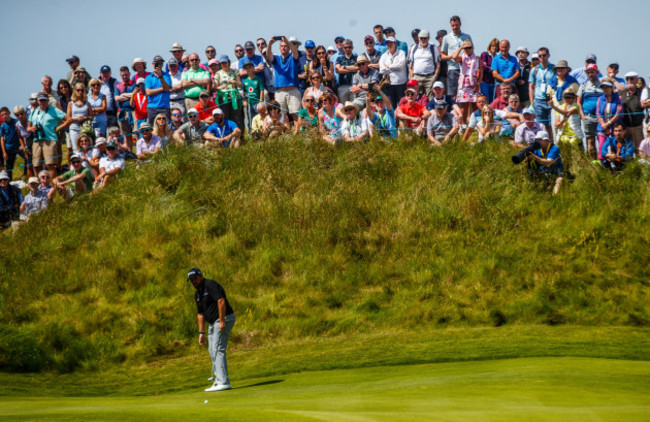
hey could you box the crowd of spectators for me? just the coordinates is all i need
[1,16,650,228]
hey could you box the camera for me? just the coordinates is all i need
[512,140,540,164]
[367,82,377,92]
[33,124,45,141]
[273,36,283,41]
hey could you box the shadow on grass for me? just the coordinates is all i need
[235,380,284,390]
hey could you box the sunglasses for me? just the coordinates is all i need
[317,52,326,55]
[405,92,415,97]
[610,65,619,70]
[235,49,244,53]
[106,147,117,151]
[311,76,321,80]
[538,53,548,57]
[365,41,374,45]
[343,46,352,50]
[188,114,198,118]
[157,118,167,121]
[206,49,216,54]
[172,113,182,117]
[91,84,100,87]
[142,129,152,132]
[189,58,199,62]
[304,99,315,102]
[75,89,84,92]
[40,176,50,179]
[70,160,81,164]
[257,42,266,46]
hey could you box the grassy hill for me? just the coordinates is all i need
[1,135,649,373]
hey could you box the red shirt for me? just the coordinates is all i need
[398,93,428,108]
[490,96,508,111]
[195,100,217,121]
[132,92,148,119]
[399,102,425,127]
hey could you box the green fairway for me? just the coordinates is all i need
[2,357,648,421]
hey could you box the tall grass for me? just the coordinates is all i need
[1,134,649,372]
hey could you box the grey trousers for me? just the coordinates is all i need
[208,313,236,386]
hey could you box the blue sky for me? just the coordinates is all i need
[1,0,648,109]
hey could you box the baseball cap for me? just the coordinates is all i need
[170,43,184,52]
[535,131,550,140]
[364,35,374,43]
[28,177,39,185]
[36,92,49,101]
[0,171,10,180]
[327,46,336,53]
[139,122,152,130]
[244,41,255,50]
[531,53,539,60]
[385,37,397,43]
[522,106,535,115]
[218,54,230,63]
[212,108,224,116]
[187,268,202,280]
[136,77,145,85]
[434,100,447,109]
[601,80,614,87]
[436,29,447,39]
[406,79,418,87]
[95,137,107,146]
[334,36,345,43]
[586,63,599,72]
[168,57,179,65]
[100,65,111,73]
[199,89,210,97]
[66,55,79,63]
[70,154,82,161]
[585,53,597,62]
[405,87,417,94]
[242,59,254,67]
[418,29,429,38]
[208,59,219,66]
[383,27,395,34]
[305,40,316,48]
[152,55,164,63]
[187,109,198,117]
[624,71,639,78]
[609,61,619,67]
[411,28,421,36]
[432,81,445,89]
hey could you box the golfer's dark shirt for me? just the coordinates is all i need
[195,279,234,324]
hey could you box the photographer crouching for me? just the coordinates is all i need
[512,130,564,195]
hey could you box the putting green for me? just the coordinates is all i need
[2,357,648,421]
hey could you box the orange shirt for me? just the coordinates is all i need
[194,100,217,121]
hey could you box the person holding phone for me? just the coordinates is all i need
[144,55,172,125]
[265,35,302,121]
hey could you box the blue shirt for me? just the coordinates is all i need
[427,95,456,112]
[0,118,21,151]
[369,109,397,138]
[336,53,358,86]
[145,72,172,109]
[529,64,555,100]
[491,53,519,81]
[238,54,266,86]
[577,80,603,115]
[376,41,387,54]
[207,119,239,147]
[600,137,635,163]
[533,143,564,174]
[271,54,299,88]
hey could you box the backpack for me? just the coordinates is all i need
[408,44,438,67]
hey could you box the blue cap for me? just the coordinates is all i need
[522,106,535,115]
[242,60,254,67]
[244,41,255,49]
[100,65,111,73]
[335,36,345,43]
[218,54,230,63]
[305,40,316,48]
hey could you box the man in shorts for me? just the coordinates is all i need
[577,64,603,158]
[27,92,70,179]
[265,36,301,121]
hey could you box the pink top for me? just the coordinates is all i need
[458,53,479,90]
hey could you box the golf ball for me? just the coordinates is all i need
[204,400,209,404]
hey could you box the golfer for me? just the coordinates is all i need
[187,268,236,392]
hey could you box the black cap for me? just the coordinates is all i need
[187,268,202,280]
[66,55,79,63]
[383,27,395,34]
[152,55,164,63]
[244,41,255,49]
[334,36,345,43]
[100,65,111,73]
[411,28,421,36]
[436,29,447,39]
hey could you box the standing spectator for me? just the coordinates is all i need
[451,40,481,126]
[238,41,266,88]
[297,40,316,96]
[145,55,172,125]
[515,46,531,107]
[99,65,118,128]
[72,66,90,90]
[350,56,379,110]
[242,61,264,125]
[600,122,635,171]
[480,38,499,103]
[168,58,185,116]
[529,47,555,137]
[491,40,520,99]
[361,36,381,70]
[182,53,211,112]
[596,79,623,160]
[309,46,336,92]
[135,122,162,160]
[547,60,579,140]
[203,108,242,148]
[373,25,387,53]
[604,62,625,92]
[166,43,186,73]
[213,55,244,130]
[94,141,125,190]
[14,106,34,178]
[335,39,358,104]
[88,78,107,137]
[408,30,439,99]
[0,170,22,228]
[571,54,602,85]
[549,90,583,173]
[513,106,543,148]
[173,109,208,145]
[435,30,448,88]
[20,176,53,220]
[130,78,148,130]
[642,73,650,134]
[0,107,26,180]
[379,37,408,108]
[265,36,302,121]
[426,100,459,146]
[620,72,644,150]
[577,64,604,158]
[383,27,408,56]
[130,58,149,85]
[41,75,59,106]
[440,15,473,98]
[490,82,514,110]
[114,66,135,141]
[57,79,73,164]
[27,92,70,178]
[203,46,217,70]
[65,55,80,83]
[234,45,245,61]
[66,82,92,154]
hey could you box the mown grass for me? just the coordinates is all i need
[1,134,649,373]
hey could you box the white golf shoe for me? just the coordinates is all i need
[205,384,231,392]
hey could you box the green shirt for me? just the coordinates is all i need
[61,168,93,194]
[242,76,263,107]
[297,108,318,131]
[182,68,210,98]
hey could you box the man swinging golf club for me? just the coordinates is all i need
[188,268,236,392]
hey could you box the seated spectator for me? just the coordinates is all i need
[169,108,184,132]
[427,81,462,122]
[495,94,523,136]
[136,122,162,160]
[263,101,290,139]
[365,90,397,139]
[129,78,148,130]
[526,130,564,195]
[250,103,268,140]
[490,82,514,110]
[477,105,501,143]
[194,90,217,124]
[600,122,635,171]
[173,109,208,145]
[399,80,429,109]
[379,37,408,108]
[318,94,343,145]
[0,107,26,181]
[95,141,125,190]
[52,155,93,199]
[463,93,488,142]
[204,108,242,148]
[107,125,134,160]
[37,170,52,194]
[549,90,583,172]
[513,106,543,148]
[638,126,650,163]
[76,135,94,172]
[20,176,54,220]
[303,73,335,104]
[350,56,379,109]
[152,114,172,146]
[396,87,429,136]
[340,102,368,142]
[451,40,481,126]
[0,170,23,229]
[427,100,459,146]
[295,95,319,133]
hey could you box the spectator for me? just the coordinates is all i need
[145,55,172,125]
[204,108,242,148]
[577,64,604,158]
[638,126,650,162]
[360,36,381,70]
[604,62,625,92]
[213,55,244,130]
[427,81,462,120]
[263,101,290,139]
[130,78,148,130]
[491,40,520,99]
[596,79,623,160]
[194,90,217,124]
[427,100,459,146]
[435,30,448,89]
[463,93,488,142]
[350,56,379,110]
[340,102,369,142]
[166,43,186,73]
[234,44,245,61]
[477,105,501,142]
[41,75,59,106]
[20,176,53,220]
[495,94,523,136]
[513,106,543,148]
[56,79,72,114]
[547,60,579,141]
[571,54,602,85]
[527,130,564,195]
[13,106,34,178]
[71,66,90,89]
[0,107,26,181]
[549,90,583,173]
[491,81,514,110]
[373,25,387,53]
[600,122,635,171]
[65,55,80,83]
[95,141,125,190]
[309,46,336,92]
[152,114,171,146]
[515,46,531,107]
[131,58,149,85]
[0,170,22,228]
[318,93,343,145]
[383,27,408,56]
[409,28,421,51]
[303,72,334,104]
[334,39,358,104]
[182,53,211,112]
[167,58,185,116]
[396,87,429,136]
[89,137,108,175]
[399,79,429,109]
[136,122,162,160]
[88,78,108,137]
[620,71,644,150]
[266,36,302,121]
[531,54,540,69]
[27,93,38,120]
[66,82,92,156]
[76,135,94,172]
[114,66,135,142]
[203,46,217,70]
[440,15,473,98]
[37,169,52,193]
[365,89,397,139]
[99,65,118,128]
[379,37,408,108]
[169,108,184,133]
[642,73,650,134]
[408,29,439,98]
[27,92,70,178]
[238,41,266,88]
[529,47,555,136]
[52,153,93,199]
[451,40,481,126]
[173,109,208,145]
[295,95,319,133]
[250,103,267,140]
[297,39,315,96]
[256,38,267,56]
[241,60,264,125]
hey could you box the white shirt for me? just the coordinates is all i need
[412,43,438,75]
[170,71,184,101]
[340,117,368,139]
[379,49,407,85]
[99,155,125,173]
